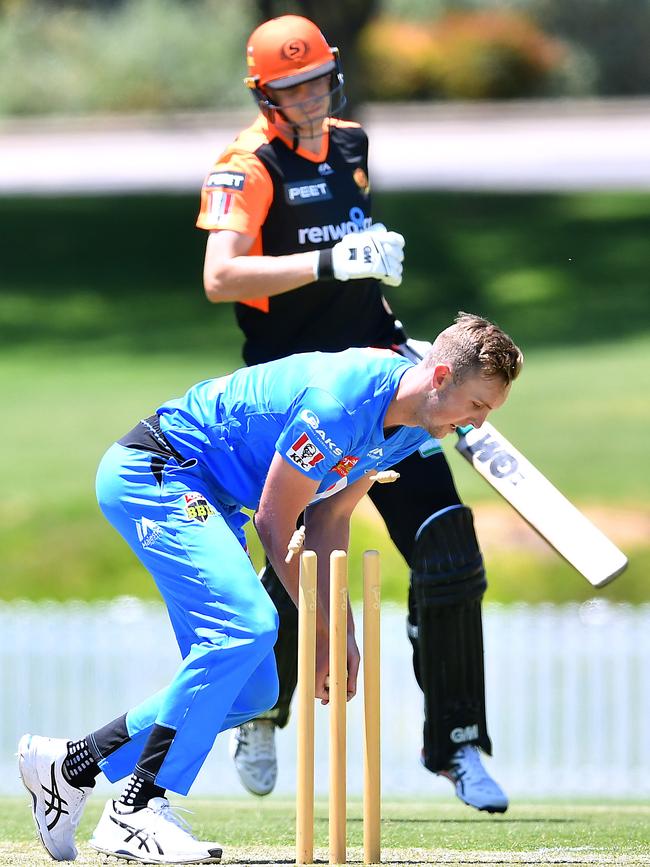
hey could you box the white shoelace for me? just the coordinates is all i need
[451,746,494,790]
[151,800,196,839]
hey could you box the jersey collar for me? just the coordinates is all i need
[264,113,331,163]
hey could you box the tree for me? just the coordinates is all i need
[535,0,650,96]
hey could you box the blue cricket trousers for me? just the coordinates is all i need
[94,443,279,795]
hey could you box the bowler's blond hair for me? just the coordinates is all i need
[424,312,523,385]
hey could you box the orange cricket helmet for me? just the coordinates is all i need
[245,15,336,90]
[243,15,346,133]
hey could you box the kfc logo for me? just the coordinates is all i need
[286,432,325,471]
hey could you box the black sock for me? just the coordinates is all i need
[118,772,165,810]
[117,723,174,810]
[88,713,130,761]
[61,738,99,789]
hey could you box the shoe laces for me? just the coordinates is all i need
[237,722,275,764]
[448,746,505,799]
[150,799,196,839]
[448,745,485,785]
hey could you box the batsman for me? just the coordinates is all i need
[198,14,508,812]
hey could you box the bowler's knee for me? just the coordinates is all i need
[255,664,280,716]
[249,594,280,654]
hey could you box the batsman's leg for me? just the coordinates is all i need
[369,449,508,813]
[230,559,298,796]
[411,503,507,812]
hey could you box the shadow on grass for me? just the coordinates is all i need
[377,191,650,350]
[2,192,649,359]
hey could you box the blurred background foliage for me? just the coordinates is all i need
[360,11,570,101]
[0,0,252,115]
[1,0,650,116]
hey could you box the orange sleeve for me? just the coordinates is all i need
[196,148,273,237]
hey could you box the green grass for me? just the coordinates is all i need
[2,797,650,865]
[1,191,648,602]
[376,191,650,353]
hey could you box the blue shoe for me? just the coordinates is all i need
[436,745,508,813]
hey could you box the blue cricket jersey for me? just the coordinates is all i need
[157,348,431,510]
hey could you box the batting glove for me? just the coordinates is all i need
[315,228,405,287]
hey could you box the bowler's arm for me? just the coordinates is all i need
[302,478,376,628]
[255,452,375,700]
[255,452,374,607]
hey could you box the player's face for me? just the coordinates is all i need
[420,370,510,439]
[267,74,332,133]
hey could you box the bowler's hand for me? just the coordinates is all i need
[346,632,360,700]
[315,631,330,704]
[314,632,360,704]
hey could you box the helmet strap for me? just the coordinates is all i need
[249,60,347,151]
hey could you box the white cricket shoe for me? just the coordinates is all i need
[90,797,223,864]
[437,745,509,813]
[229,720,277,796]
[18,733,92,861]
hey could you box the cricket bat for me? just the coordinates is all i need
[455,422,628,588]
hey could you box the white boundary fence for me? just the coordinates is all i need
[1,599,649,798]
